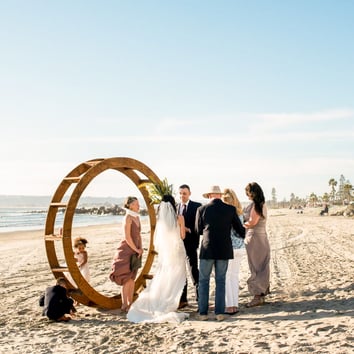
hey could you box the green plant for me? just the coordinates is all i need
[139,178,174,205]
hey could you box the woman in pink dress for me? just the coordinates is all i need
[109,196,143,312]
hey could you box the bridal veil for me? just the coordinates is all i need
[127,201,188,323]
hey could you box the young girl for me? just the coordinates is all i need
[73,237,90,282]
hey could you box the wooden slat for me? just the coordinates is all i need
[45,234,63,241]
[63,177,81,183]
[50,202,67,208]
[51,267,69,273]
[84,159,102,167]
[143,274,153,280]
[138,179,150,184]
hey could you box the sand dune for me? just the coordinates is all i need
[0,208,353,353]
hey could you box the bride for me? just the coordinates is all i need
[127,194,189,323]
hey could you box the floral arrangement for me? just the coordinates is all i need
[139,178,174,205]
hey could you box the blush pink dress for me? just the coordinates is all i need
[109,215,142,285]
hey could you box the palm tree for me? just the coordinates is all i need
[328,178,337,202]
[271,187,277,208]
[290,193,295,204]
[322,193,330,203]
[343,183,353,203]
[309,192,318,207]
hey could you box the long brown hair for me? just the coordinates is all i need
[245,182,265,218]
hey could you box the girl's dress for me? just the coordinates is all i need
[109,215,142,285]
[76,251,90,282]
[243,202,270,296]
[127,201,188,323]
[64,251,90,286]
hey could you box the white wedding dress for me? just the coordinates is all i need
[127,201,189,323]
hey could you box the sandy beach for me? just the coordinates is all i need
[0,207,353,354]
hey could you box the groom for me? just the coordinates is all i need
[177,184,202,309]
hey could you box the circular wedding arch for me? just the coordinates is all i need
[44,157,161,309]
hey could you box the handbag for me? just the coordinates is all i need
[130,253,142,271]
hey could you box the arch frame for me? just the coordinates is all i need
[44,157,160,309]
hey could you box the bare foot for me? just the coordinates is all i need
[121,305,130,313]
[246,295,264,308]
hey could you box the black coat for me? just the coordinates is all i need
[196,198,245,260]
[178,200,202,251]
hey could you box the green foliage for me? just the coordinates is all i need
[139,178,174,205]
[322,193,330,202]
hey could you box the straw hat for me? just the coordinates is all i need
[202,185,224,198]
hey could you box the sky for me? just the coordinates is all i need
[0,0,353,203]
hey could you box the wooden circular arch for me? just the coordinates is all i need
[44,157,161,309]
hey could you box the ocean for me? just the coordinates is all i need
[0,206,125,233]
[0,195,148,233]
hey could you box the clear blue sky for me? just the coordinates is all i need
[0,0,353,202]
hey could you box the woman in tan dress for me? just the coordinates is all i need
[243,182,270,307]
[109,196,143,312]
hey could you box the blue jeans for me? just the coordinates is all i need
[198,259,228,315]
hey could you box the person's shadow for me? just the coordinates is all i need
[236,283,353,322]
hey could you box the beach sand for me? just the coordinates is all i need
[0,207,353,353]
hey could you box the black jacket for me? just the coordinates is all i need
[39,285,74,320]
[178,200,202,251]
[196,198,245,260]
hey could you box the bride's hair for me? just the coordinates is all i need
[156,195,177,229]
[161,195,177,213]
